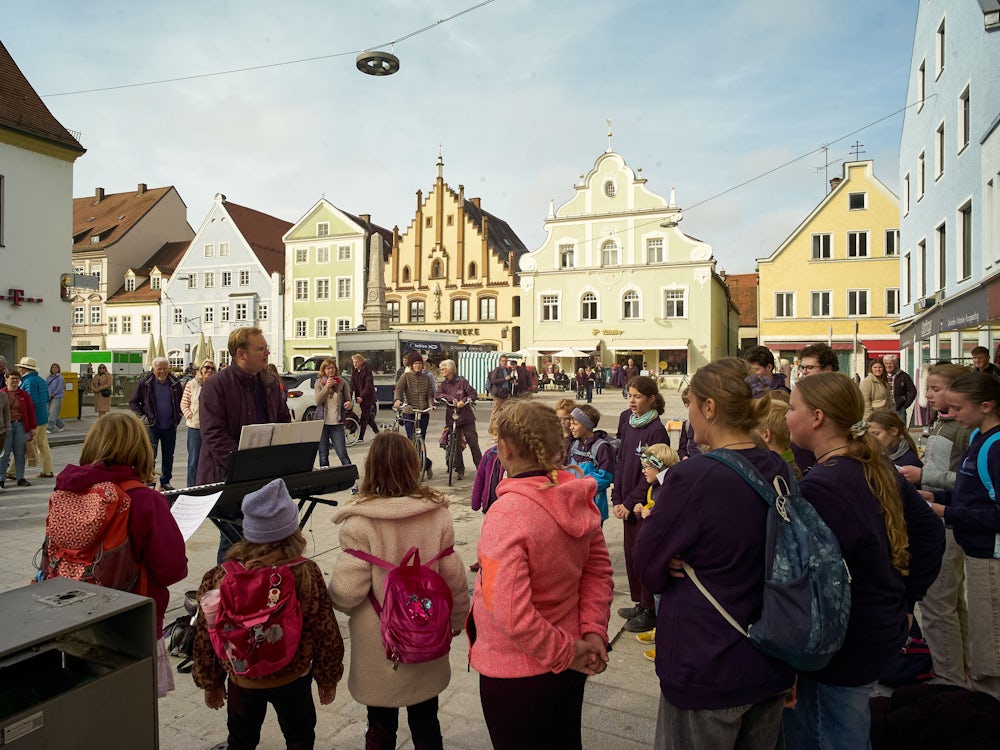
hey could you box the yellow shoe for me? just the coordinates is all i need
[636,628,656,644]
[644,648,656,662]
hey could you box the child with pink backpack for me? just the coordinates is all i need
[191,478,344,750]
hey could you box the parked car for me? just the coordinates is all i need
[283,373,319,422]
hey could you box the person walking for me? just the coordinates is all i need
[314,359,353,467]
[180,359,215,487]
[0,386,8,494]
[883,353,917,425]
[46,363,66,433]
[91,363,113,418]
[488,355,515,416]
[129,357,183,492]
[434,359,481,481]
[350,353,380,442]
[14,357,52,479]
[0,371,37,488]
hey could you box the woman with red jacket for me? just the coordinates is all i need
[0,371,37,488]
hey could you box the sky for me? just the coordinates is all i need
[5,0,918,274]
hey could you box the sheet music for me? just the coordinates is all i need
[238,424,274,450]
[169,490,223,542]
[271,420,323,445]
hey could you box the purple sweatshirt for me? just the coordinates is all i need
[612,409,669,509]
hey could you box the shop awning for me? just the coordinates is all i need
[767,341,855,351]
[606,338,689,351]
[860,338,900,357]
[532,341,598,353]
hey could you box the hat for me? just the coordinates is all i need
[17,356,38,371]
[406,351,423,367]
[241,478,300,543]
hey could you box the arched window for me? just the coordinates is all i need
[581,291,598,321]
[559,244,575,269]
[623,290,640,319]
[402,266,411,283]
[431,260,443,278]
[604,180,616,198]
[601,240,619,266]
[468,262,477,279]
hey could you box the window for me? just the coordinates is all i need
[402,266,411,283]
[431,260,443,278]
[222,271,232,287]
[452,298,470,321]
[903,173,910,214]
[903,252,911,304]
[512,296,521,316]
[885,229,899,256]
[479,297,497,321]
[187,274,197,290]
[141,315,152,334]
[91,269,101,286]
[295,247,308,264]
[336,318,351,332]
[580,292,598,321]
[174,307,183,325]
[122,316,132,334]
[848,231,869,258]
[918,239,928,296]
[885,288,900,316]
[468,262,477,279]
[811,291,831,317]
[847,290,869,316]
[204,243,215,257]
[125,277,135,292]
[935,123,945,178]
[960,201,972,280]
[295,280,309,300]
[317,246,330,264]
[238,269,250,286]
[848,193,867,210]
[168,351,184,370]
[295,319,307,337]
[409,300,425,322]
[604,180,616,198]
[258,304,268,321]
[337,245,351,262]
[959,86,970,152]
[204,271,215,288]
[647,237,664,263]
[425,217,432,228]
[108,317,118,334]
[204,306,214,323]
[387,301,400,323]
[219,242,230,257]
[233,302,247,321]
[221,305,231,323]
[935,18,945,78]
[936,223,947,290]
[559,244,575,269]
[811,233,832,259]
[150,275,161,291]
[601,240,619,266]
[73,306,84,325]
[315,278,330,300]
[917,60,926,109]
[315,319,329,338]
[918,152,926,198]
[447,215,454,226]
[623,290,640,319]
[337,277,352,299]
[541,294,560,322]
[316,222,330,237]
[774,292,794,318]
[664,290,686,318]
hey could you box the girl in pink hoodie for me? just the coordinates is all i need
[468,400,613,750]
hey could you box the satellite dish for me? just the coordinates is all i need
[356,50,400,76]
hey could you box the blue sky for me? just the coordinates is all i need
[6,0,917,273]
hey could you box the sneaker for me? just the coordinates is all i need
[37,473,54,478]
[159,483,175,492]
[17,478,31,487]
[622,609,657,633]
[57,426,66,433]
[456,473,465,481]
[636,629,656,644]
[643,648,656,662]
[0,484,5,493]
[617,604,642,620]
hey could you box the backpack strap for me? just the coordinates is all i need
[345,546,454,616]
[969,428,1000,504]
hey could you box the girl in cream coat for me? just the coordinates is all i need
[330,431,469,750]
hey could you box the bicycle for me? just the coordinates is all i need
[437,397,476,486]
[342,409,362,447]
[676,372,691,393]
[394,403,435,482]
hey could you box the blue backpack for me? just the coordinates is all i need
[966,428,1000,559]
[683,449,852,671]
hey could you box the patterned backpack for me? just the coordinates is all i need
[40,478,148,594]
[208,559,306,678]
[346,546,455,669]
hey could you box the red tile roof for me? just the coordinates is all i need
[107,279,161,304]
[73,185,178,252]
[724,273,758,326]
[0,40,85,154]
[135,240,190,276]
[223,201,292,276]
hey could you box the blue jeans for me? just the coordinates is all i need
[403,412,431,470]
[318,424,351,467]
[783,676,873,750]
[0,422,28,481]
[47,398,65,430]
[147,425,177,485]
[186,427,202,487]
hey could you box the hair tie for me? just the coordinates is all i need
[744,374,768,399]
[849,420,869,438]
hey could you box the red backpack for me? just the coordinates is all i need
[346,546,455,669]
[41,478,148,594]
[208,558,306,678]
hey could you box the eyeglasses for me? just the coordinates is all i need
[202,366,216,371]
[800,364,821,372]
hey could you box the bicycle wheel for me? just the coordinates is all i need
[413,435,427,482]
[344,416,361,447]
[446,429,457,486]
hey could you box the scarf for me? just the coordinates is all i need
[629,409,659,429]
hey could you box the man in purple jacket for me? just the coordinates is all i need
[129,357,183,491]
[350,353,380,441]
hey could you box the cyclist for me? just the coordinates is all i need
[393,351,435,479]
[435,359,481,481]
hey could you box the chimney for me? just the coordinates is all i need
[829,177,842,190]
[94,187,105,203]
[137,182,147,195]
[359,214,371,225]
[470,197,481,209]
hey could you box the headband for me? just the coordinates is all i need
[571,408,595,431]
[638,447,666,470]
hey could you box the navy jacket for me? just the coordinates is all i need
[944,424,1000,558]
[129,373,183,428]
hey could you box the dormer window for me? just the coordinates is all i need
[90,235,100,244]
[150,274,161,291]
[125,275,136,292]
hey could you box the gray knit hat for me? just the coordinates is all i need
[241,478,299,543]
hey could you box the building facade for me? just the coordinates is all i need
[384,154,527,352]
[723,272,759,355]
[896,1,1000,376]
[757,161,901,376]
[519,148,737,376]
[0,40,86,370]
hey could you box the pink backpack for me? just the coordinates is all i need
[346,546,455,669]
[208,558,305,678]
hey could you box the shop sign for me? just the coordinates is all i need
[940,285,988,333]
[591,328,624,336]
[1,289,44,306]
[433,328,480,336]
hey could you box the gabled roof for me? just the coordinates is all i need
[461,197,529,271]
[340,209,394,262]
[73,185,177,252]
[0,40,85,155]
[224,200,292,276]
[131,240,190,277]
[724,273,759,326]
[107,278,161,305]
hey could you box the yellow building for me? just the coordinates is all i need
[757,161,900,375]
[385,154,527,350]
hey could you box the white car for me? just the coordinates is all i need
[282,373,319,422]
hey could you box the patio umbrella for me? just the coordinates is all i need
[155,335,166,360]
[552,348,590,358]
[204,336,215,362]
[98,333,107,350]
[192,331,206,365]
[144,334,156,369]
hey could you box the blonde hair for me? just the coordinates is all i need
[356,432,444,504]
[642,443,679,469]
[79,412,155,482]
[226,531,307,569]
[554,397,578,414]
[493,400,564,484]
[794,373,910,574]
[756,400,792,451]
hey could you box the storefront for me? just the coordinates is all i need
[606,338,690,375]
